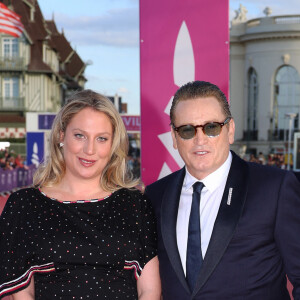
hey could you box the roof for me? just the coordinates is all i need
[66,51,85,78]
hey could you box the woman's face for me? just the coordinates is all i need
[61,107,113,183]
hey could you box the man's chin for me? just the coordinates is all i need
[187,165,210,180]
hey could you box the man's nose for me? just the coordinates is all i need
[193,128,208,144]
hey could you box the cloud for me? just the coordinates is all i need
[118,87,129,94]
[54,7,139,48]
[54,1,299,48]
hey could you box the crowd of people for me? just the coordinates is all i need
[0,147,294,179]
[247,152,292,169]
[0,149,29,171]
[128,151,293,180]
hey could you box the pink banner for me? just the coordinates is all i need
[121,115,140,132]
[140,0,229,185]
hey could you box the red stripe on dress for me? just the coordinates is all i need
[124,260,142,280]
[0,263,55,297]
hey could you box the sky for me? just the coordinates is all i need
[38,0,300,115]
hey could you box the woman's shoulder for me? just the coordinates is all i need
[114,187,154,211]
[9,187,38,197]
[6,187,39,205]
[1,188,39,221]
[115,187,144,199]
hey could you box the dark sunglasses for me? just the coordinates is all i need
[172,117,231,140]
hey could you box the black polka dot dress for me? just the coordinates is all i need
[0,187,157,299]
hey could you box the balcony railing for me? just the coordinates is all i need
[246,14,300,29]
[268,129,300,141]
[275,16,300,25]
[0,96,25,111]
[0,56,26,71]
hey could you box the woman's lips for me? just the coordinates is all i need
[78,157,96,167]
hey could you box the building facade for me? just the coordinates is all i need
[0,0,86,139]
[230,5,300,160]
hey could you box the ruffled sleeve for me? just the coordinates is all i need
[124,190,157,279]
[0,189,55,298]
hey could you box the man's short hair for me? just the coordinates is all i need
[170,81,232,124]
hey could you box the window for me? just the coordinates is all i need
[247,68,258,130]
[2,38,19,57]
[274,66,300,134]
[246,68,258,140]
[2,77,19,108]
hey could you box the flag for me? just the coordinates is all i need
[0,3,24,37]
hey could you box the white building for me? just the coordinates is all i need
[230,5,300,159]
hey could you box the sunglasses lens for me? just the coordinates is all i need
[175,119,228,139]
[178,125,195,139]
[204,123,222,137]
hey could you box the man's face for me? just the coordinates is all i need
[171,97,235,180]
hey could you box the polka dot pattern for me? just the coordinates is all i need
[0,188,157,299]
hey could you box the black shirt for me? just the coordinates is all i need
[0,187,157,299]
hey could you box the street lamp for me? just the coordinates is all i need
[285,113,297,170]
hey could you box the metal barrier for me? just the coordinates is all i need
[0,165,36,193]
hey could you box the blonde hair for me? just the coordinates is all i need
[33,89,139,192]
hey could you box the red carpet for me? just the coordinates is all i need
[0,195,8,214]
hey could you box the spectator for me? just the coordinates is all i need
[3,160,13,171]
[15,154,29,170]
[7,156,16,169]
[0,157,5,169]
[258,152,266,165]
[249,153,257,163]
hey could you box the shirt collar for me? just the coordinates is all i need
[183,151,232,193]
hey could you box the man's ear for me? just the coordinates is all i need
[171,128,178,150]
[228,118,235,145]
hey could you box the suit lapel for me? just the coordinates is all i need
[160,168,191,293]
[192,152,249,297]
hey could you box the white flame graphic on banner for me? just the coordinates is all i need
[31,142,39,167]
[157,21,195,179]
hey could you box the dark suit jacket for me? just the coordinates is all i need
[294,171,300,182]
[145,151,300,300]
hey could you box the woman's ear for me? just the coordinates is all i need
[59,131,64,143]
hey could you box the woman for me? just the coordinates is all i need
[0,90,161,299]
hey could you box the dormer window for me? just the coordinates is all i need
[30,7,35,21]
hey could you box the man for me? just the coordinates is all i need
[145,81,300,300]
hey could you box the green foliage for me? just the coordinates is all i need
[0,138,25,143]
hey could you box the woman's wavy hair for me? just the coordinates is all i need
[33,89,139,192]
